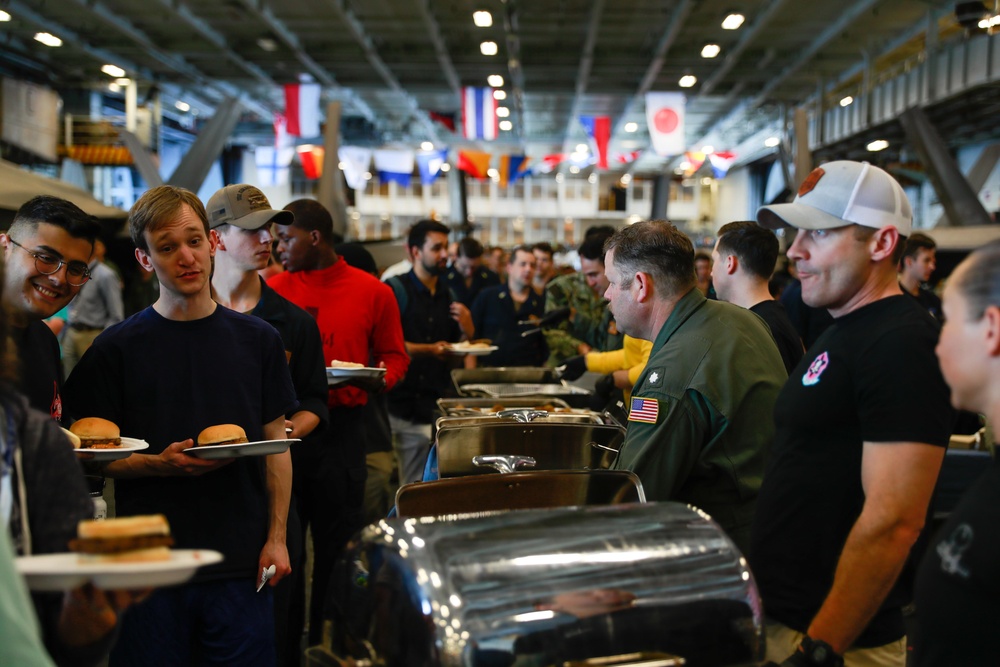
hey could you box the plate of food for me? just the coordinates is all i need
[16,514,224,591]
[447,341,499,356]
[67,418,149,461]
[326,360,387,386]
[181,424,299,460]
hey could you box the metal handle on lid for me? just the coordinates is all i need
[472,454,537,474]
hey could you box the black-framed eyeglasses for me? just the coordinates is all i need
[7,238,92,286]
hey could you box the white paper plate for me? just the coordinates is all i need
[74,437,149,461]
[447,344,499,356]
[16,549,224,592]
[181,439,299,460]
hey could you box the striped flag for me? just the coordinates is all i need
[283,83,321,137]
[579,116,611,169]
[462,87,498,141]
[628,396,659,424]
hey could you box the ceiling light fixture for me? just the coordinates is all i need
[257,37,278,52]
[487,74,504,87]
[441,163,451,172]
[867,139,889,152]
[575,143,589,153]
[101,64,126,78]
[722,13,745,30]
[493,89,507,100]
[620,174,632,185]
[175,101,191,112]
[764,136,780,147]
[487,168,499,179]
[701,44,721,58]
[421,141,434,151]
[499,120,512,131]
[115,78,131,86]
[701,145,715,154]
[473,11,492,27]
[840,96,854,107]
[496,107,510,117]
[569,165,580,174]
[480,41,498,56]
[624,122,638,132]
[679,74,697,88]
[34,32,62,47]
[0,10,10,21]
[108,83,121,93]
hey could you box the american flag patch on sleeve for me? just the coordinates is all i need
[628,397,659,424]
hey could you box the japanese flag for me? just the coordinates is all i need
[645,92,686,157]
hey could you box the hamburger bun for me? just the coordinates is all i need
[197,424,249,447]
[328,359,364,368]
[69,514,173,563]
[69,417,121,449]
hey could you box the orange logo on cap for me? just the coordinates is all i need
[798,167,825,196]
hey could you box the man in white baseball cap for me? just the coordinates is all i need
[751,161,954,667]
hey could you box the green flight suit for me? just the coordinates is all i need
[614,288,787,554]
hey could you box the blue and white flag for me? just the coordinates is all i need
[374,148,415,187]
[416,149,449,185]
[462,87,497,141]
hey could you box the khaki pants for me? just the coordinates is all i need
[763,619,906,667]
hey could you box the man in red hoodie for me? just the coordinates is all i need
[268,199,408,644]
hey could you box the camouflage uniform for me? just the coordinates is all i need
[543,272,623,366]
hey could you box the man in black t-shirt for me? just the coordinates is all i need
[752,161,954,667]
[711,220,803,374]
[897,232,942,321]
[1,196,101,419]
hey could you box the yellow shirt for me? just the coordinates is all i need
[584,335,652,401]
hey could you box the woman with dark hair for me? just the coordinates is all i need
[912,241,1000,665]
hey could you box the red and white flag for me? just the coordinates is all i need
[645,92,685,157]
[284,83,321,137]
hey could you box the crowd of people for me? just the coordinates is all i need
[1,158,996,666]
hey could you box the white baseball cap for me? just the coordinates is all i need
[757,160,912,236]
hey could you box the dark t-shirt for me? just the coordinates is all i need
[912,457,999,666]
[471,284,547,367]
[749,295,953,647]
[64,306,298,581]
[750,300,804,375]
[901,283,943,322]
[11,320,64,421]
[386,271,462,423]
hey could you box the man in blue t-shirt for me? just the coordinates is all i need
[65,185,298,666]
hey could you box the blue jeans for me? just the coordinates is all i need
[110,579,275,666]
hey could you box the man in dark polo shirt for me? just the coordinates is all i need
[444,236,500,308]
[385,220,473,484]
[753,161,953,666]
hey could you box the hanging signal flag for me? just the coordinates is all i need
[579,116,611,169]
[462,87,498,141]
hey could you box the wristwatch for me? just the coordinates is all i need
[798,636,844,667]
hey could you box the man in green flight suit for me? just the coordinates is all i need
[604,220,786,553]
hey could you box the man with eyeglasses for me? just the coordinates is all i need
[1,195,101,420]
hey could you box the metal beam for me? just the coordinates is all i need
[167,97,244,192]
[750,0,880,108]
[235,0,378,123]
[417,0,462,96]
[699,0,790,96]
[322,0,443,144]
[899,106,993,228]
[560,0,606,167]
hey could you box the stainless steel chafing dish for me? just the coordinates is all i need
[435,409,606,429]
[316,503,764,666]
[395,470,645,518]
[437,397,574,416]
[452,368,592,408]
[433,421,624,478]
